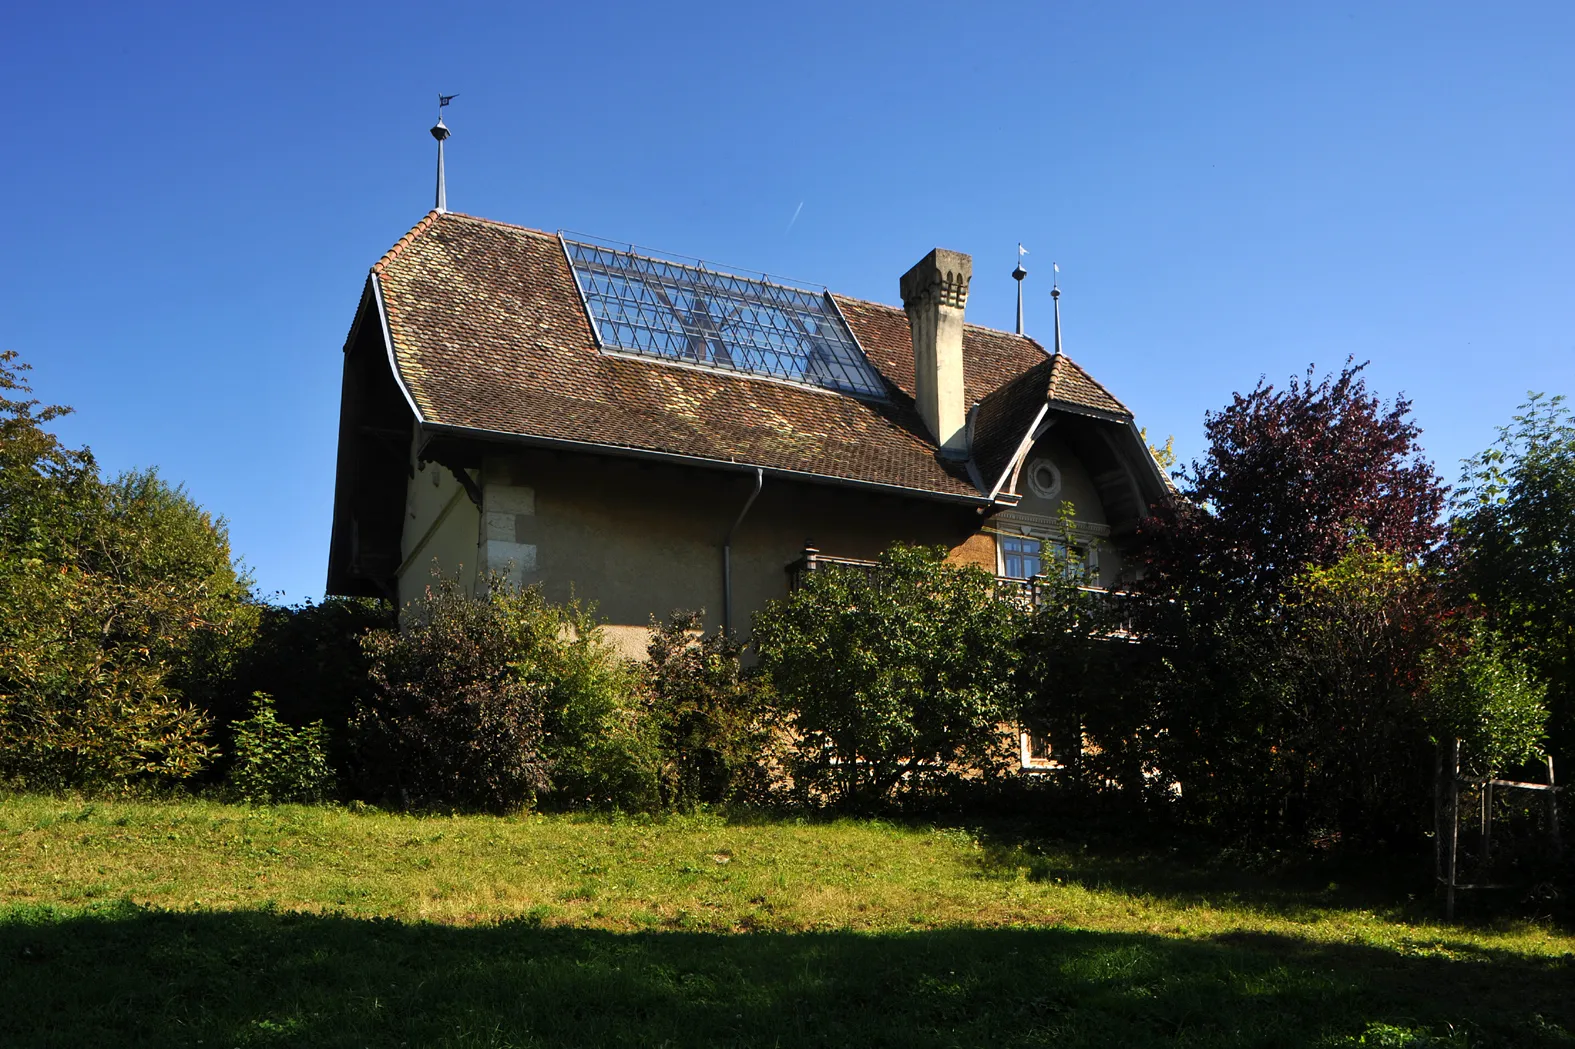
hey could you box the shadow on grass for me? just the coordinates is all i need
[965,821,1449,924]
[2,906,1572,1049]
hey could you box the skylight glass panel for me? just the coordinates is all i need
[563,238,888,399]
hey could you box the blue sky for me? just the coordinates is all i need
[3,2,1571,603]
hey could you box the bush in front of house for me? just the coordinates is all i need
[753,544,1020,809]
[353,576,657,813]
[644,610,774,809]
[0,352,254,792]
[228,692,335,804]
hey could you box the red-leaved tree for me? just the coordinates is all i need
[1134,361,1451,842]
[1144,361,1445,606]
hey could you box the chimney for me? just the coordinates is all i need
[900,248,972,459]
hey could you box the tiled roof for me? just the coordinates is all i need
[370,210,1126,501]
[969,353,1134,494]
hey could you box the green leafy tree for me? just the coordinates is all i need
[1452,393,1575,760]
[0,352,251,790]
[644,611,773,808]
[1424,622,1548,777]
[753,544,1019,807]
[1014,508,1155,797]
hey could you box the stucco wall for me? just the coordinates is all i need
[399,449,984,659]
[397,460,480,608]
[996,431,1125,588]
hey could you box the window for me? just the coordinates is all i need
[1048,540,1089,581]
[1000,536,1042,580]
[999,534,1093,581]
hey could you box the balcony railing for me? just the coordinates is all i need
[785,546,1138,639]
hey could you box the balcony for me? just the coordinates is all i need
[785,546,1137,639]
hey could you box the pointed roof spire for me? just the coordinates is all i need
[1050,262,1062,357]
[1012,243,1028,336]
[431,93,457,213]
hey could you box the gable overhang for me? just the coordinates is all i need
[979,401,1170,533]
[325,276,420,599]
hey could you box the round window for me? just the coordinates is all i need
[1025,458,1062,500]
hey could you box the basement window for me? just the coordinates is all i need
[562,236,889,399]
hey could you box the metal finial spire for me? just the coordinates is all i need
[1050,262,1062,357]
[1012,244,1028,336]
[431,94,457,213]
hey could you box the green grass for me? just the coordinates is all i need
[1,796,1571,1048]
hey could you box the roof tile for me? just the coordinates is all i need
[373,212,1128,501]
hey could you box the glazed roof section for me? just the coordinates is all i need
[369,210,1132,502]
[563,238,889,399]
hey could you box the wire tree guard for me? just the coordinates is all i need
[1436,738,1561,920]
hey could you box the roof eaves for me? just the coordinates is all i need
[420,420,991,506]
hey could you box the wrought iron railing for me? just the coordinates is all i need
[785,546,1138,638]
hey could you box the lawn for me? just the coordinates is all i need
[1,796,1571,1048]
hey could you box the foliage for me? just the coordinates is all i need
[1143,361,1446,609]
[0,351,250,790]
[644,611,773,808]
[209,596,388,772]
[1424,623,1548,777]
[1276,542,1445,839]
[753,544,1019,807]
[354,576,654,813]
[227,692,334,804]
[1451,392,1575,759]
[1014,505,1155,798]
[1136,363,1451,841]
[1139,426,1177,472]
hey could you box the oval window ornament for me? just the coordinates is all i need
[1026,458,1062,500]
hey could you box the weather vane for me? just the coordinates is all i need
[431,94,458,214]
[1012,244,1029,336]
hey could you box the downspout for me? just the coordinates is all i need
[722,468,765,636]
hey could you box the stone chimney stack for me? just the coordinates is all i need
[900,248,972,459]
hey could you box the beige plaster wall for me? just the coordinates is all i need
[397,461,480,608]
[999,432,1125,588]
[391,450,983,658]
[1013,432,1106,525]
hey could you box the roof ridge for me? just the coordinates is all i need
[833,292,1049,345]
[436,211,559,240]
[372,211,442,274]
[1045,353,1132,417]
[372,211,561,276]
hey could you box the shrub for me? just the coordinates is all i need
[354,576,655,813]
[644,611,773,808]
[0,351,249,791]
[753,544,1019,808]
[228,692,334,804]
[210,597,388,774]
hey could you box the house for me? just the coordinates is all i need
[326,210,1169,666]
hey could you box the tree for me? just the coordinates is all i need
[753,544,1019,808]
[1143,361,1446,607]
[1452,393,1575,760]
[0,351,252,790]
[1014,506,1155,797]
[1136,362,1451,840]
